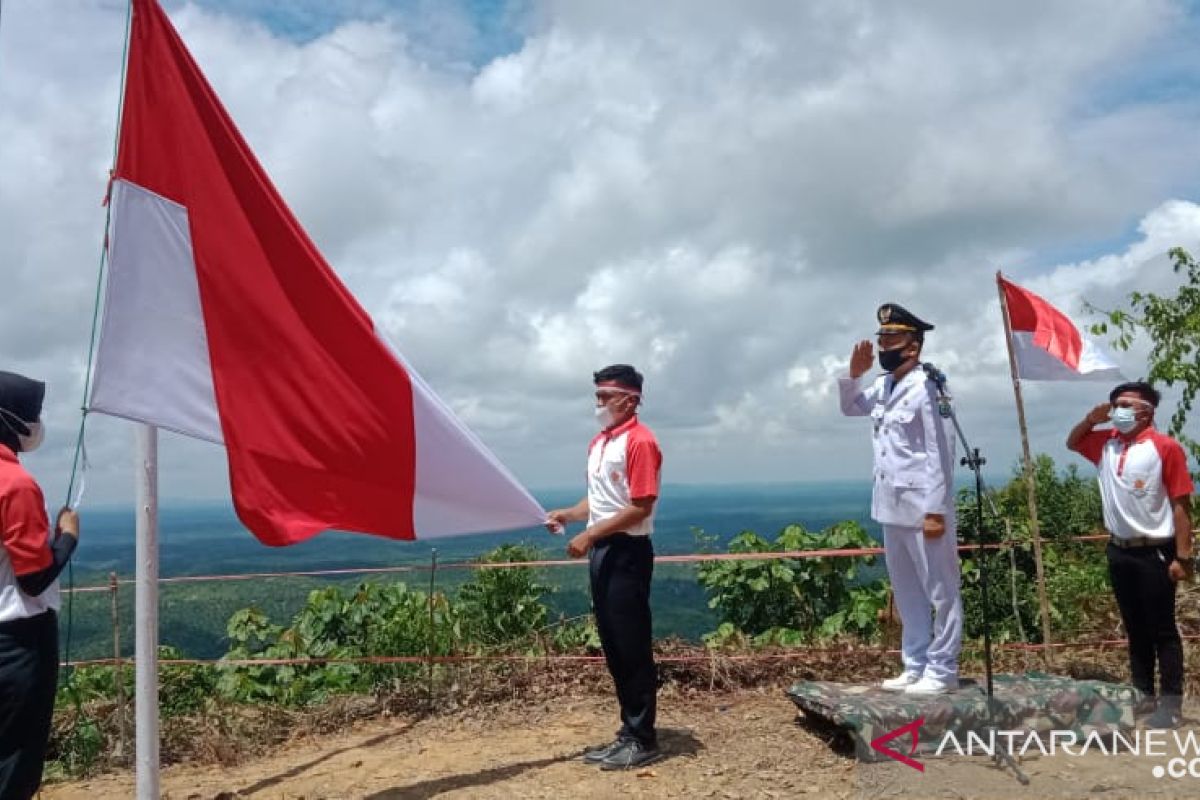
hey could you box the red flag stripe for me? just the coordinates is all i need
[115,0,416,544]
[999,276,1083,370]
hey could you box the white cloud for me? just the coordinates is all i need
[1,0,1199,511]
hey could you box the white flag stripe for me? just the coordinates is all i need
[1011,331,1123,382]
[381,337,547,539]
[91,180,545,538]
[90,180,224,443]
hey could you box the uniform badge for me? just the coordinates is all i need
[1133,478,1146,490]
[610,470,622,483]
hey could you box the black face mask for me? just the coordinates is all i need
[878,347,908,373]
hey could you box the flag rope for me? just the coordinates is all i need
[65,1,132,509]
[60,0,134,734]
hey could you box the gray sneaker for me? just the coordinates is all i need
[599,739,663,771]
[582,738,626,764]
[1145,706,1183,730]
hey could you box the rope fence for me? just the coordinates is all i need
[56,531,1129,672]
[60,533,1112,595]
[59,633,1200,670]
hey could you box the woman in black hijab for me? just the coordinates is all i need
[0,370,80,800]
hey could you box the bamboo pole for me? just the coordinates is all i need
[996,271,1054,651]
[426,548,438,711]
[110,572,126,758]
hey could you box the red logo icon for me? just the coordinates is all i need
[870,717,925,772]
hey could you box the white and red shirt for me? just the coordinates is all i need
[0,444,59,622]
[1076,427,1195,541]
[587,416,662,536]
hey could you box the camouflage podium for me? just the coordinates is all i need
[787,672,1141,762]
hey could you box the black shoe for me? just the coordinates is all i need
[599,739,663,771]
[1134,695,1158,716]
[582,738,626,764]
[1145,705,1182,730]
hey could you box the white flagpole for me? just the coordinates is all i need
[134,423,160,799]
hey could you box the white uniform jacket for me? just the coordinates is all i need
[838,366,956,527]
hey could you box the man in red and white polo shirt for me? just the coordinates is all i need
[1068,380,1194,729]
[546,364,663,770]
[1,370,81,799]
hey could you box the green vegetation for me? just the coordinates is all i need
[957,454,1110,643]
[695,521,887,648]
[51,455,1125,778]
[1090,246,1200,471]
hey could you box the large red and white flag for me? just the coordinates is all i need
[998,275,1124,382]
[88,0,545,545]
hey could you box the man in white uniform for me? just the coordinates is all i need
[838,304,962,695]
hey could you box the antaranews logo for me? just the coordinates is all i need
[870,717,925,772]
[870,717,1200,780]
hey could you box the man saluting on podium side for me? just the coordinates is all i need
[838,304,963,696]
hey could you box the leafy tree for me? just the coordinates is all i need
[957,455,1109,643]
[1089,246,1200,469]
[214,544,571,705]
[457,544,551,649]
[696,521,886,645]
[962,454,1103,548]
[218,582,457,705]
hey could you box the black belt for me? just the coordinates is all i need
[599,532,650,544]
[0,608,57,633]
[1108,535,1171,549]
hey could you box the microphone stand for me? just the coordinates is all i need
[923,363,1030,786]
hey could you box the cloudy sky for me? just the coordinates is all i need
[1,0,1199,511]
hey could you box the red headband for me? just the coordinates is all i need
[595,380,642,396]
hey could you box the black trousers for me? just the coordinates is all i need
[0,610,59,800]
[589,534,657,746]
[1107,542,1184,706]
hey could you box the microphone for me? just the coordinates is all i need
[922,362,953,418]
[922,362,948,390]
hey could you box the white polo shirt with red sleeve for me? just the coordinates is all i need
[1076,427,1195,541]
[587,416,662,536]
[0,444,58,623]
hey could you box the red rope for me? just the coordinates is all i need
[60,632,1188,669]
[60,534,1112,594]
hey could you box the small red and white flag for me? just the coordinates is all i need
[998,275,1124,382]
[88,0,545,545]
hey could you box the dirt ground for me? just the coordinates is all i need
[41,686,1200,799]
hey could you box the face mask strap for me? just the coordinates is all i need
[595,383,642,411]
[0,407,31,437]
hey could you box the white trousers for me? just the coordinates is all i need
[883,522,963,681]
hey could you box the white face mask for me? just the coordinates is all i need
[594,385,641,430]
[0,408,44,453]
[594,405,616,430]
[19,421,45,453]
[1110,406,1139,434]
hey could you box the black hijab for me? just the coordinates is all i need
[0,370,46,452]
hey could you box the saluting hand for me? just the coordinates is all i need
[1085,403,1112,426]
[849,340,874,379]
